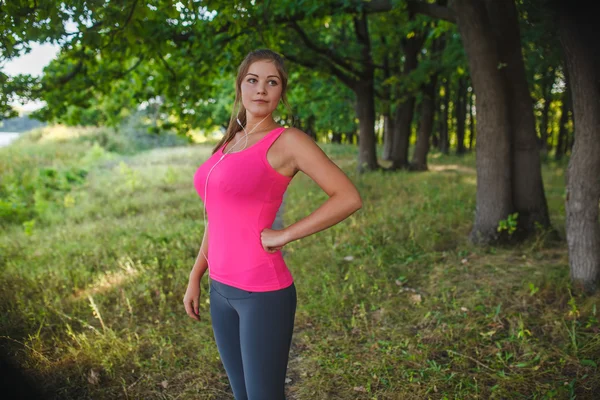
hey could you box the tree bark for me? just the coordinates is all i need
[559,10,600,293]
[485,0,551,235]
[454,0,513,244]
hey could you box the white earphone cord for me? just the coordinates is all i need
[200,114,273,265]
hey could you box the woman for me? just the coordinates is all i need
[184,49,362,400]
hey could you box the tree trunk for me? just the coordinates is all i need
[390,33,422,169]
[559,9,600,293]
[439,80,450,154]
[539,67,555,154]
[382,110,395,160]
[304,115,316,140]
[456,76,467,154]
[468,88,476,150]
[432,92,441,148]
[485,0,551,235]
[380,37,395,161]
[390,99,416,168]
[411,76,438,170]
[454,0,513,244]
[555,89,569,161]
[354,14,379,171]
[353,78,378,170]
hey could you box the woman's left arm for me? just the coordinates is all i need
[261,128,362,252]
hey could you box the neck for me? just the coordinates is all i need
[244,113,276,133]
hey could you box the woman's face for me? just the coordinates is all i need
[240,60,283,119]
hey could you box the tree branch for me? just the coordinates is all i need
[288,21,361,78]
[283,53,358,89]
[406,0,456,23]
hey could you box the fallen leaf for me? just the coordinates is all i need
[409,293,422,304]
[372,308,385,322]
[460,307,468,312]
[160,380,168,389]
[285,377,292,384]
[88,369,100,385]
[354,386,367,392]
[343,256,354,261]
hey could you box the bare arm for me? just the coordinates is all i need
[189,227,209,283]
[281,128,362,244]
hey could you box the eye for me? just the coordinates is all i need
[269,80,279,86]
[247,78,257,83]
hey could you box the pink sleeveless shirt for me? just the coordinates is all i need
[193,127,294,291]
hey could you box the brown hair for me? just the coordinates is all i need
[212,49,291,154]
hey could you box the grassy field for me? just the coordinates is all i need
[1,126,599,399]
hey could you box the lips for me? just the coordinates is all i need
[253,99,268,103]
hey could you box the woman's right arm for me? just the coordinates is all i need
[189,227,209,283]
[183,227,208,321]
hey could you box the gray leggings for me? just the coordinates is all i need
[209,279,297,400]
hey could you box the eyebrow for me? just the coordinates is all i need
[246,73,280,80]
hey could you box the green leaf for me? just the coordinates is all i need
[580,359,598,368]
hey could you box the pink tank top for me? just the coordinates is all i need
[193,127,294,292]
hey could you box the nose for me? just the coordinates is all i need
[257,82,267,95]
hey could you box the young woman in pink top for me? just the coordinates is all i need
[185,49,362,400]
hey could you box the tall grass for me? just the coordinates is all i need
[0,129,598,399]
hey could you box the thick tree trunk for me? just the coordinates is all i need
[354,79,379,170]
[454,0,513,244]
[559,11,600,293]
[411,76,438,170]
[390,99,416,168]
[485,0,551,235]
[456,76,467,154]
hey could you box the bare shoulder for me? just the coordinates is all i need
[280,127,321,151]
[277,127,334,174]
[281,126,312,140]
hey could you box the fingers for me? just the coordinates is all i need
[184,299,200,321]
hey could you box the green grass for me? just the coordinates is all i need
[0,131,598,399]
